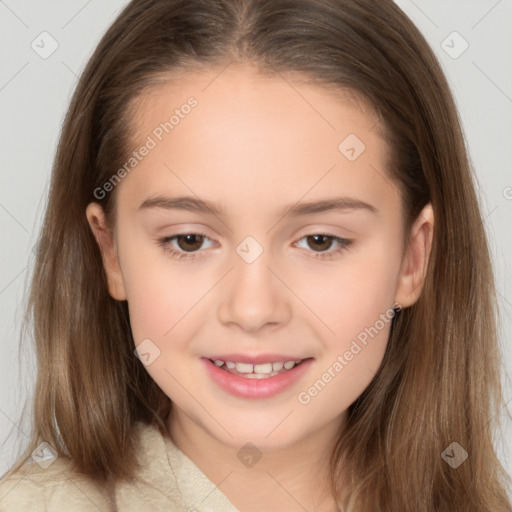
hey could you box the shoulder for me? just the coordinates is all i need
[0,455,113,512]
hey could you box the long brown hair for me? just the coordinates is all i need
[7,0,511,510]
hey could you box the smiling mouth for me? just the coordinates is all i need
[208,359,307,379]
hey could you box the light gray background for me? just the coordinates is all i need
[1,0,511,486]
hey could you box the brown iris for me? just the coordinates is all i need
[306,234,333,252]
[175,234,204,252]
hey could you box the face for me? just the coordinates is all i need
[87,63,433,451]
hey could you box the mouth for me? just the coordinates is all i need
[202,356,314,399]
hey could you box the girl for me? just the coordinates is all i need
[1,0,510,510]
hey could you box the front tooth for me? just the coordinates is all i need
[236,362,254,373]
[283,360,296,370]
[254,363,273,374]
[272,362,284,371]
[214,360,224,367]
[226,361,236,369]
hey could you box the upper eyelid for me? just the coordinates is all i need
[162,231,348,241]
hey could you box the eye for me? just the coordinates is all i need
[158,233,215,260]
[294,234,353,260]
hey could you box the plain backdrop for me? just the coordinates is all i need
[1,0,511,486]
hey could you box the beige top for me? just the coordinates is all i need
[0,423,239,512]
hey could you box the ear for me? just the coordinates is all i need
[85,202,127,301]
[394,203,434,308]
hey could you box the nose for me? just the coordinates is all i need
[217,248,291,334]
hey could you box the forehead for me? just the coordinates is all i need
[117,63,395,218]
[131,63,382,140]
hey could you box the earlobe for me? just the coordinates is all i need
[394,203,435,308]
[85,203,127,301]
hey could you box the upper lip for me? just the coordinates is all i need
[204,354,310,364]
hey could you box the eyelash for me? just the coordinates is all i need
[157,232,353,261]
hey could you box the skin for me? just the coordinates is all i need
[86,62,434,512]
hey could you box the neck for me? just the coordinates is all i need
[167,406,346,512]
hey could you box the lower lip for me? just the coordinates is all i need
[202,357,313,399]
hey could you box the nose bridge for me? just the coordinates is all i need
[217,234,290,332]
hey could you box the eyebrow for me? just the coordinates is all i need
[137,195,377,217]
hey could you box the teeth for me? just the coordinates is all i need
[235,362,254,373]
[212,358,303,377]
[254,363,273,374]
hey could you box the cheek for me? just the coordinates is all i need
[292,238,401,401]
[297,235,402,336]
[117,230,207,344]
[124,262,208,346]
[123,251,211,398]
